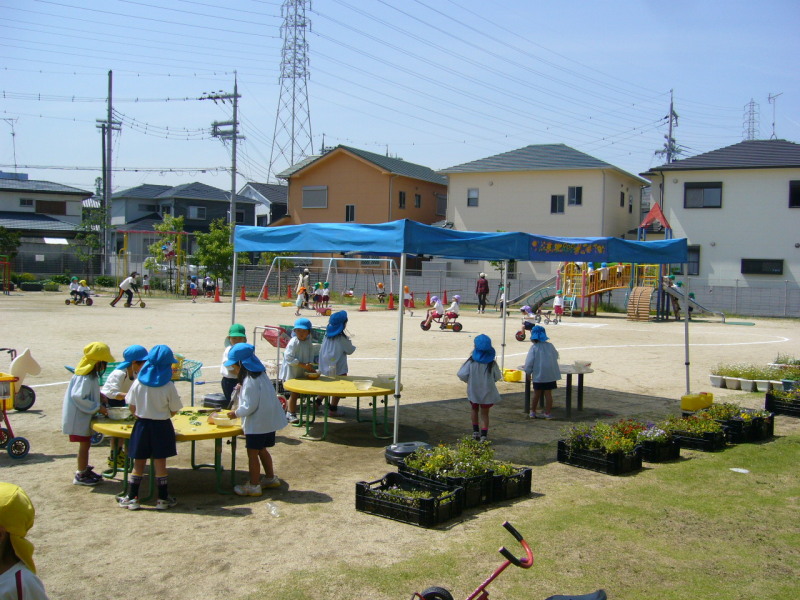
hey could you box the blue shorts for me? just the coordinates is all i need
[245,431,276,450]
[129,418,177,459]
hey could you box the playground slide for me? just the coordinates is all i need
[509,276,558,306]
[662,284,726,322]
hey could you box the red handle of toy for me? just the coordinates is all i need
[498,521,534,569]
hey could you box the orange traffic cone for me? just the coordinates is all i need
[262,286,269,300]
[287,285,292,299]
[387,293,396,310]
[240,285,247,301]
[442,290,448,304]
[410,292,416,309]
[359,292,368,312]
[214,286,221,303]
[425,291,431,307]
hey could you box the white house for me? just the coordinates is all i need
[238,182,288,227]
[641,139,800,286]
[438,144,647,279]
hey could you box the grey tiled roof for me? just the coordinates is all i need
[643,139,800,173]
[113,213,163,232]
[0,179,93,196]
[441,144,614,174]
[242,182,288,204]
[112,184,172,199]
[278,146,448,186]
[114,182,254,204]
[0,211,77,231]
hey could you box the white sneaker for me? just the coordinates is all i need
[118,496,140,511]
[286,412,299,424]
[542,413,554,420]
[235,482,263,496]
[155,496,178,510]
[260,475,281,489]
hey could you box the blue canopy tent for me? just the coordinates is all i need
[232,219,688,444]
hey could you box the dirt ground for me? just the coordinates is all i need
[1,290,797,599]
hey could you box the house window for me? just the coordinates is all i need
[399,191,406,209]
[414,193,421,209]
[684,182,722,208]
[568,186,582,206]
[160,205,171,216]
[464,259,479,264]
[35,200,66,215]
[302,186,328,208]
[550,195,565,214]
[741,259,783,275]
[687,245,700,276]
[188,206,206,220]
[19,198,33,207]
[629,194,633,214]
[467,188,479,207]
[235,210,245,224]
[790,180,800,208]
[619,191,625,207]
[345,204,355,222]
[436,194,447,216]
[138,203,159,213]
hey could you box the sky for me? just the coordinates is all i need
[1,0,799,196]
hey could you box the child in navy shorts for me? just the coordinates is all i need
[225,343,288,497]
[118,345,183,510]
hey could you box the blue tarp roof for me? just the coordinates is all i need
[234,219,687,264]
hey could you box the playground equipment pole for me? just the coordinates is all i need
[684,274,691,395]
[500,260,508,372]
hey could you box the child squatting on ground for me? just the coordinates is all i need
[523,325,561,419]
[280,318,317,424]
[457,334,502,441]
[225,343,288,496]
[318,310,356,415]
[0,483,49,599]
[62,341,114,486]
[100,344,148,468]
[118,345,183,511]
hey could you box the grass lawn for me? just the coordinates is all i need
[252,434,799,600]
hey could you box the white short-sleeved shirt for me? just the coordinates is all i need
[126,379,182,420]
[100,368,133,400]
[0,563,49,600]
[119,276,136,291]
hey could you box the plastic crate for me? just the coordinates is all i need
[672,430,726,452]
[640,439,681,463]
[556,440,643,476]
[355,472,463,528]
[765,393,800,418]
[720,414,774,443]
[398,463,493,508]
[491,467,532,502]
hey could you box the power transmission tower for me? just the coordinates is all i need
[768,92,782,139]
[742,99,760,140]
[268,0,313,182]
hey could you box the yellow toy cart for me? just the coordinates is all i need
[0,374,30,458]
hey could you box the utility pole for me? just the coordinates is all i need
[655,89,681,164]
[95,71,120,276]
[1,118,18,171]
[768,92,782,139]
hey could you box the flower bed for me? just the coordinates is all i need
[355,472,463,528]
[765,390,800,418]
[556,440,642,475]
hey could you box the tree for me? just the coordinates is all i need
[0,226,21,260]
[192,218,250,285]
[143,215,187,292]
[73,207,106,281]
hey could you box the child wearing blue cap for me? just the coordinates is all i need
[457,334,502,441]
[118,345,183,510]
[225,343,288,496]
[318,310,356,415]
[101,344,148,468]
[522,326,561,419]
[280,318,317,423]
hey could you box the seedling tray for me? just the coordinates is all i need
[640,439,681,462]
[491,467,532,502]
[765,393,800,418]
[355,472,463,528]
[556,441,642,476]
[672,430,726,452]
[398,464,493,508]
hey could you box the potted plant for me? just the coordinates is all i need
[697,403,774,443]
[491,461,532,502]
[709,365,726,388]
[765,387,800,418]
[713,363,744,390]
[661,415,726,451]
[557,419,644,475]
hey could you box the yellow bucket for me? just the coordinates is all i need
[503,369,523,383]
[681,392,713,411]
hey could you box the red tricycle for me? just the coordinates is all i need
[410,521,606,600]
[420,314,463,332]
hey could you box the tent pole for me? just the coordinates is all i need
[392,253,407,446]
[500,260,508,372]
[684,271,691,395]
[231,245,238,325]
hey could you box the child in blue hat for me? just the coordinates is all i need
[225,343,288,496]
[318,311,356,415]
[279,318,317,423]
[118,345,183,511]
[522,326,561,419]
[457,334,502,441]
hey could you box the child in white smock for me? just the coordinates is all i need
[318,310,356,415]
[280,318,317,423]
[457,334,502,441]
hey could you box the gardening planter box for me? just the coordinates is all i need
[765,393,800,418]
[718,414,774,443]
[398,463,493,508]
[491,467,532,502]
[672,430,726,452]
[640,439,681,463]
[556,440,642,476]
[355,472,463,528]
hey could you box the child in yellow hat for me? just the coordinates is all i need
[0,482,49,599]
[62,342,114,485]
